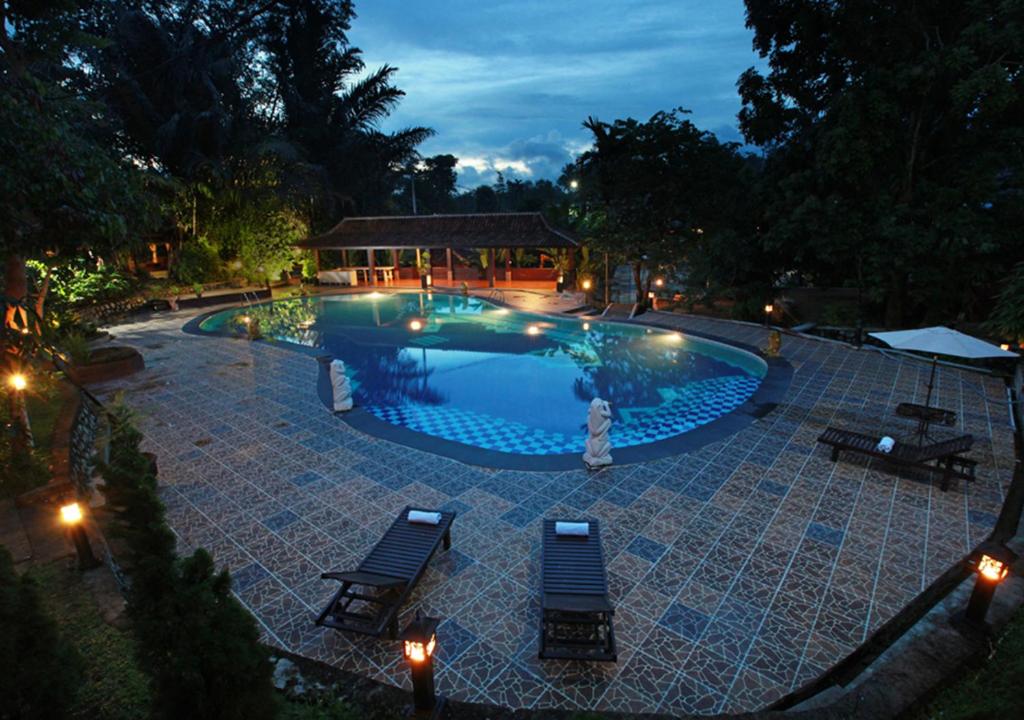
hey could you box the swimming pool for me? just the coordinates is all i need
[198,292,766,457]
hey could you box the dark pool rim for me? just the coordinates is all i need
[181,292,793,471]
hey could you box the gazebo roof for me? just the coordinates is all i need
[297,213,578,250]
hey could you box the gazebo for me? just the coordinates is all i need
[296,213,579,289]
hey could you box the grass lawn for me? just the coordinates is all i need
[27,561,369,720]
[915,605,1024,719]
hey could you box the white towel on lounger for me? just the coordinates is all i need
[876,436,895,453]
[555,521,589,536]
[408,510,442,525]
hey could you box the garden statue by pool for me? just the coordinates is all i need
[330,360,353,412]
[583,398,613,469]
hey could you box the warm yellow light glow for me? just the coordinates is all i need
[527,325,541,336]
[8,373,27,391]
[978,554,1009,582]
[240,315,251,325]
[60,502,82,525]
[495,308,509,315]
[764,304,774,314]
[581,279,592,291]
[20,327,30,335]
[582,322,591,331]
[403,635,436,663]
[409,319,423,331]
[368,291,383,299]
[425,274,432,286]
[655,277,664,287]
[665,332,683,343]
[647,291,655,299]
[569,179,579,190]
[1001,343,1011,352]
[557,274,564,284]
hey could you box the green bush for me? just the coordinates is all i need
[63,331,92,365]
[0,546,83,718]
[100,405,276,720]
[174,238,221,286]
[33,260,142,309]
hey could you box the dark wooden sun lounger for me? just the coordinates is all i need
[316,506,455,638]
[817,427,976,491]
[539,519,616,661]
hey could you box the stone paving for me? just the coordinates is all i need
[91,304,1015,715]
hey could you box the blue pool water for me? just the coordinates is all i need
[199,293,765,455]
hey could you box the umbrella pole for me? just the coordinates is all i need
[918,356,938,445]
[924,356,937,409]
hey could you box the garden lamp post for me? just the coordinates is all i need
[401,612,443,717]
[60,501,101,570]
[556,273,565,293]
[763,303,774,327]
[953,541,1016,632]
[7,371,33,452]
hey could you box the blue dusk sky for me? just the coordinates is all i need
[350,0,765,188]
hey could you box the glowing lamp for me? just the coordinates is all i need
[655,277,664,287]
[556,273,565,292]
[764,304,774,315]
[60,502,83,524]
[8,373,27,391]
[582,322,591,331]
[527,325,541,336]
[569,179,579,190]
[401,612,442,714]
[240,315,251,325]
[955,541,1017,631]
[409,319,423,332]
[647,291,655,299]
[59,500,100,570]
[1000,343,1011,352]
[557,274,564,284]
[367,291,383,299]
[581,279,592,291]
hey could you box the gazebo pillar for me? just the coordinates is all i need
[314,249,321,272]
[368,248,377,286]
[391,248,400,277]
[446,248,454,283]
[342,249,349,267]
[487,248,495,288]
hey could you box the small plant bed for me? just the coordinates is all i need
[66,345,145,385]
[914,605,1024,719]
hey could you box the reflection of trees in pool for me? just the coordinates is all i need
[559,331,702,411]
[235,299,320,346]
[341,344,446,406]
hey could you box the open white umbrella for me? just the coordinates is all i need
[869,326,1018,407]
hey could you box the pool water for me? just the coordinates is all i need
[200,293,766,455]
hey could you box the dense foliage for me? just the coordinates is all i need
[100,406,275,720]
[0,547,83,719]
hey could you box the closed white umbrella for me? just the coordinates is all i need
[869,326,1018,407]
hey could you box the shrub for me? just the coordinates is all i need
[63,331,92,365]
[174,238,221,286]
[0,546,83,718]
[100,405,276,720]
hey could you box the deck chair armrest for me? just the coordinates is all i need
[321,571,406,588]
[544,592,613,614]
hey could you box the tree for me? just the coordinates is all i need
[100,406,275,720]
[396,154,458,214]
[738,0,1024,327]
[571,109,753,304]
[259,0,432,223]
[988,261,1024,345]
[0,546,83,719]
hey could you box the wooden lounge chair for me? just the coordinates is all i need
[316,506,455,638]
[539,519,616,661]
[817,427,976,491]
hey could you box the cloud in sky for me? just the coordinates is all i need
[349,0,764,186]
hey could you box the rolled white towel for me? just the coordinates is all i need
[408,510,442,525]
[555,521,589,537]
[876,436,895,453]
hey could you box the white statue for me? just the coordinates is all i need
[583,398,613,469]
[329,359,353,412]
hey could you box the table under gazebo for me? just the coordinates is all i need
[295,213,580,290]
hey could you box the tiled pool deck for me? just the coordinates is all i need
[93,306,1015,715]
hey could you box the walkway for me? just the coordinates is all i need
[86,301,1015,715]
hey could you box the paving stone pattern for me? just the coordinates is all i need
[94,310,1015,715]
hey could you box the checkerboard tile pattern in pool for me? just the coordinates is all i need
[362,373,762,455]
[94,302,1016,716]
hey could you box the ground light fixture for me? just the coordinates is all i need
[409,319,424,332]
[556,273,565,292]
[59,501,101,570]
[581,279,592,291]
[582,322,591,331]
[401,612,443,717]
[8,373,27,391]
[952,540,1016,632]
[764,303,774,326]
[421,273,432,290]
[526,325,541,336]
[1001,343,1011,351]
[655,277,664,287]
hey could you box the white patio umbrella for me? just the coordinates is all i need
[869,326,1018,408]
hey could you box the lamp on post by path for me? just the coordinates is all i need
[60,501,101,570]
[951,540,1016,633]
[401,611,443,718]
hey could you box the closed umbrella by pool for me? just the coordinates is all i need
[869,326,1018,409]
